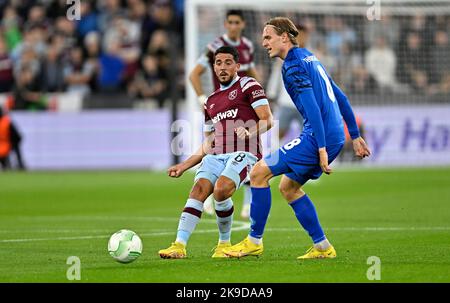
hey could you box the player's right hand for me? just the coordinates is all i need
[167,164,185,178]
[319,148,332,175]
[352,137,371,159]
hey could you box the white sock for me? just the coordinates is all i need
[214,198,234,242]
[175,198,203,245]
[314,238,331,251]
[248,235,262,245]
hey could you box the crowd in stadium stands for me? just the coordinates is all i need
[248,13,450,101]
[0,1,449,111]
[0,0,184,110]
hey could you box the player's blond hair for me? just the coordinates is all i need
[265,17,299,45]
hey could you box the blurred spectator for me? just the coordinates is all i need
[83,31,101,92]
[348,65,376,94]
[127,54,168,108]
[13,66,47,111]
[364,14,400,48]
[337,42,363,90]
[431,30,450,86]
[1,5,23,51]
[41,40,65,92]
[0,36,14,93]
[76,0,98,39]
[46,0,70,19]
[11,25,47,63]
[365,36,398,93]
[323,16,356,58]
[53,17,77,52]
[141,0,175,52]
[0,106,25,170]
[98,41,125,92]
[147,29,170,72]
[400,32,430,93]
[24,4,51,31]
[14,46,42,86]
[103,14,141,82]
[64,47,95,99]
[97,0,126,33]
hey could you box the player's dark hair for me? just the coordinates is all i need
[266,17,299,45]
[215,46,239,63]
[296,23,309,32]
[226,9,244,21]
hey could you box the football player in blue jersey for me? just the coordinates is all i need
[224,17,371,259]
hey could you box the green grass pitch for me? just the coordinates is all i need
[0,167,449,282]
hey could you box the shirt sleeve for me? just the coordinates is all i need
[203,103,214,132]
[242,79,269,109]
[330,78,360,140]
[286,64,326,148]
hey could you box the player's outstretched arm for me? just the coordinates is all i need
[189,63,208,107]
[331,80,360,139]
[330,80,371,158]
[167,132,215,178]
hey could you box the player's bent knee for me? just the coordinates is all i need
[189,179,214,202]
[213,179,235,202]
[213,187,233,202]
[250,161,271,186]
[279,184,305,202]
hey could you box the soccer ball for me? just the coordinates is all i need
[108,229,143,263]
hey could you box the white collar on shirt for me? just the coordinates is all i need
[222,34,241,47]
[219,76,240,91]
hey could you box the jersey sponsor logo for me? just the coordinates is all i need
[303,55,319,63]
[212,109,238,124]
[252,89,265,99]
[228,89,238,100]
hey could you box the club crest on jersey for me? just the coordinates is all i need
[228,89,238,100]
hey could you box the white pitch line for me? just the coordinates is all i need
[0,219,250,243]
[1,217,449,243]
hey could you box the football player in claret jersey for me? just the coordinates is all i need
[189,9,259,218]
[223,17,371,259]
[159,46,273,259]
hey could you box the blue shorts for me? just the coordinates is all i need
[264,133,344,185]
[195,152,258,190]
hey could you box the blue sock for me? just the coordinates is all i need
[249,187,271,239]
[289,194,326,244]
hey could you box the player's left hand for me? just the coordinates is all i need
[235,127,250,140]
[319,148,332,175]
[352,137,371,159]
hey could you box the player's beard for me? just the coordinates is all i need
[218,74,234,86]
